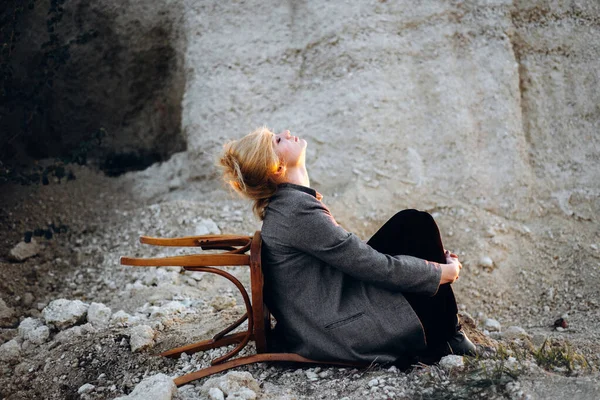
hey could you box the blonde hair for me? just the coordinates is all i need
[219,127,282,220]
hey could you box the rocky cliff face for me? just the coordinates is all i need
[4,0,597,216]
[1,0,186,175]
[510,1,600,219]
[178,0,599,223]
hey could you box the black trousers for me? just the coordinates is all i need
[366,209,459,353]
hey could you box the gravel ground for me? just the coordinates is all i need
[1,163,599,399]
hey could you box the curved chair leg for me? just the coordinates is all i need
[174,353,366,386]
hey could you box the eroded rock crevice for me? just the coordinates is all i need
[507,1,600,188]
[1,0,186,177]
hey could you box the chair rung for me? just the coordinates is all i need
[173,353,367,386]
[120,254,250,267]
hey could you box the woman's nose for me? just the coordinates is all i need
[282,130,291,138]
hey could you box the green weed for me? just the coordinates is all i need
[532,338,592,375]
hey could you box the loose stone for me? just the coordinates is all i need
[87,302,112,326]
[113,373,177,400]
[0,298,15,327]
[305,371,319,381]
[439,355,465,370]
[208,387,225,400]
[501,326,529,340]
[129,325,156,352]
[484,318,501,332]
[77,383,95,394]
[9,239,41,262]
[42,299,89,330]
[478,256,494,269]
[201,371,261,399]
[0,340,21,363]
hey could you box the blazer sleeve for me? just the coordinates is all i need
[291,195,442,295]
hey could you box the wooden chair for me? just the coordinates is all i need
[120,231,363,386]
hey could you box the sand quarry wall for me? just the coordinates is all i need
[177,0,599,226]
[11,0,597,223]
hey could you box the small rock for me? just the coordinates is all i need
[113,373,177,400]
[458,311,476,328]
[42,299,89,330]
[201,371,260,399]
[129,325,156,352]
[489,331,502,340]
[18,317,42,336]
[78,383,95,394]
[506,356,518,368]
[478,256,494,269]
[27,325,50,345]
[22,293,35,307]
[0,297,15,327]
[195,218,221,235]
[305,371,319,381]
[439,355,464,370]
[318,371,329,379]
[87,302,112,326]
[8,239,41,262]
[188,271,204,281]
[368,379,379,387]
[208,388,225,400]
[0,339,21,363]
[150,301,186,320]
[111,310,133,326]
[18,318,47,343]
[484,318,501,332]
[227,387,257,400]
[501,326,529,340]
[485,227,496,237]
[54,323,96,343]
[210,295,236,311]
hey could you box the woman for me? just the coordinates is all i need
[219,127,475,366]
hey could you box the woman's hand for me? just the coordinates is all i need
[440,249,462,284]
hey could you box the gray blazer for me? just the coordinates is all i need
[261,183,442,364]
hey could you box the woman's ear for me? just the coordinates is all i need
[272,163,285,182]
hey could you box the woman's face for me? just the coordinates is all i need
[271,130,307,168]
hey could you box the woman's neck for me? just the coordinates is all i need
[281,166,310,188]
